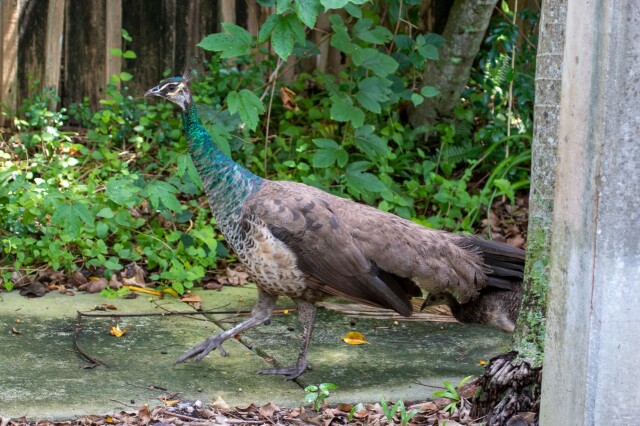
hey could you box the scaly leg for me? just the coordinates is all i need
[175,289,277,364]
[258,299,316,380]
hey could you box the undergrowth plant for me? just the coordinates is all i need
[0,1,535,292]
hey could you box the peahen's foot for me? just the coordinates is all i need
[258,361,310,380]
[175,335,228,364]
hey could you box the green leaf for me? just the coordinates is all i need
[313,138,339,149]
[421,85,440,98]
[144,180,182,212]
[354,125,389,158]
[294,0,320,28]
[353,19,393,44]
[177,154,203,191]
[411,93,424,106]
[494,178,515,203]
[51,201,95,239]
[321,0,349,9]
[277,0,291,13]
[119,72,133,82]
[352,48,398,77]
[329,14,356,54]
[122,50,137,59]
[106,178,140,207]
[313,149,337,168]
[345,163,386,194]
[191,227,218,253]
[258,14,281,43]
[110,48,123,57]
[96,207,114,218]
[418,43,439,60]
[355,76,392,113]
[330,96,365,128]
[271,14,306,60]
[198,23,252,58]
[227,89,265,131]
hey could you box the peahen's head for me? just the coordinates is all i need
[145,76,192,111]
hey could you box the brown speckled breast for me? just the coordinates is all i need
[234,217,309,298]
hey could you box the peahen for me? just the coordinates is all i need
[145,74,525,380]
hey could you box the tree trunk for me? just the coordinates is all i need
[471,1,567,424]
[409,0,499,129]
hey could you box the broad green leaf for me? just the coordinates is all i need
[96,207,114,218]
[144,180,182,212]
[354,125,389,158]
[51,201,94,239]
[346,168,386,194]
[330,96,365,128]
[106,178,140,207]
[313,138,339,149]
[355,76,392,113]
[294,0,320,28]
[494,178,515,203]
[110,48,122,57]
[258,14,281,43]
[329,14,356,54]
[313,149,337,168]
[418,43,439,60]
[191,227,218,253]
[277,0,291,13]
[227,89,265,131]
[120,72,133,81]
[122,50,137,59]
[411,93,424,106]
[271,14,306,60]
[352,48,398,77]
[198,23,252,58]
[321,0,349,9]
[176,154,203,191]
[353,19,393,44]
[421,85,440,97]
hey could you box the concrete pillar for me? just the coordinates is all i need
[539,0,640,424]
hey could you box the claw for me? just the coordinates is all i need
[258,361,309,380]
[175,336,228,364]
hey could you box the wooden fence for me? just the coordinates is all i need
[0,0,253,118]
[0,0,537,122]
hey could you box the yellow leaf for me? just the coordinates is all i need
[109,324,128,337]
[479,360,487,366]
[163,288,180,297]
[125,285,163,297]
[341,331,369,345]
[161,399,180,406]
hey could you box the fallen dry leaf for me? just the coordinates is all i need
[259,401,280,418]
[210,395,230,410]
[79,278,108,293]
[280,87,299,111]
[109,324,128,337]
[341,331,369,345]
[125,285,162,297]
[122,262,146,287]
[11,327,21,335]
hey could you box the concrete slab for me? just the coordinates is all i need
[0,285,510,420]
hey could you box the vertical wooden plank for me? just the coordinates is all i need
[63,0,106,109]
[105,0,122,87]
[1,0,20,122]
[218,0,235,27]
[44,0,65,109]
[17,0,48,108]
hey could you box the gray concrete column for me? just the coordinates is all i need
[539,0,640,424]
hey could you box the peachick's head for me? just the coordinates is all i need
[145,76,192,111]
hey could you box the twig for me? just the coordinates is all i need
[77,307,296,318]
[73,312,110,368]
[263,57,282,176]
[414,380,447,390]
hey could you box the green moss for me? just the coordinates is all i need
[512,212,551,368]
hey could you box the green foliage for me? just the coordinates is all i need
[380,396,421,426]
[1,2,536,291]
[432,375,473,415]
[304,382,338,411]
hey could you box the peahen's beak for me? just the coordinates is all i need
[144,86,161,97]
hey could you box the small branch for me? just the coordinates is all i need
[73,312,110,368]
[263,58,282,177]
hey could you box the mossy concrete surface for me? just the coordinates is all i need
[0,286,509,420]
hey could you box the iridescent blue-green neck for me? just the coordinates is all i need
[181,101,263,222]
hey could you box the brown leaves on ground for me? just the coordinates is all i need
[0,387,539,426]
[480,194,528,250]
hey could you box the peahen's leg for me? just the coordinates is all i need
[258,299,316,380]
[175,289,277,364]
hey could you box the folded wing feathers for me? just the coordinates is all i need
[247,181,524,314]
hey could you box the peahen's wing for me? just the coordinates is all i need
[244,182,415,316]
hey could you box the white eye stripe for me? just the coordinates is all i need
[159,82,184,93]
